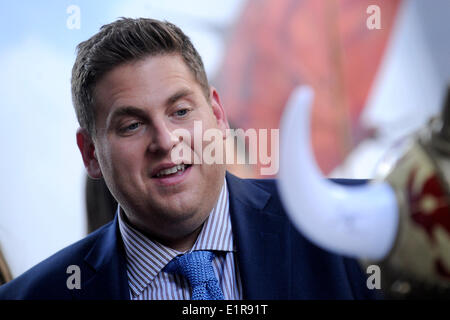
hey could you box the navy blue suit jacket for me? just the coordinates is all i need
[0,173,377,299]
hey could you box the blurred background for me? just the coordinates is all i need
[0,0,449,280]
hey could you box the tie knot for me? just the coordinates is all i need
[164,250,224,300]
[165,251,215,285]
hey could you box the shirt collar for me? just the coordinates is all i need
[118,178,234,297]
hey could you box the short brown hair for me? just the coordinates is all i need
[71,18,210,136]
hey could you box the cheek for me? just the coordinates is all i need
[102,140,145,175]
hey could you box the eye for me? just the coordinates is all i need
[120,121,142,133]
[174,108,190,117]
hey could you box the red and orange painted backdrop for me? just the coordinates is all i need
[216,0,402,178]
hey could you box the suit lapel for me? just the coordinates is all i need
[226,172,292,299]
[72,214,129,300]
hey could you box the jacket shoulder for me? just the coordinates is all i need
[0,222,112,300]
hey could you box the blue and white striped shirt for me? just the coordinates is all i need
[118,180,243,300]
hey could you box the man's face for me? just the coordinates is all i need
[77,54,228,248]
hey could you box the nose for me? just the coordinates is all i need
[148,120,179,154]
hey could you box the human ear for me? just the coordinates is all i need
[76,128,103,179]
[209,86,229,137]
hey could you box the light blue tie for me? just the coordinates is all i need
[164,251,225,300]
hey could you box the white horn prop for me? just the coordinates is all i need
[277,86,399,260]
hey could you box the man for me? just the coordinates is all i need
[0,18,376,299]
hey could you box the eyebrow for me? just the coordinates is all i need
[165,88,194,106]
[106,88,195,129]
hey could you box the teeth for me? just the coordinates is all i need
[155,164,187,177]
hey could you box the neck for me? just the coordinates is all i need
[119,207,205,252]
[157,223,204,252]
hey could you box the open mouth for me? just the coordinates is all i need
[152,164,193,178]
